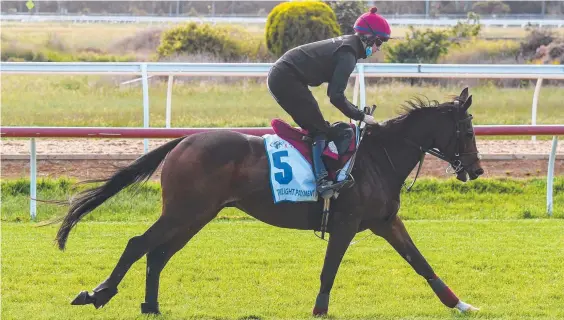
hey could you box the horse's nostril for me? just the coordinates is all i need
[475,168,484,175]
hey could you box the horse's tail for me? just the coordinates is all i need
[55,136,186,251]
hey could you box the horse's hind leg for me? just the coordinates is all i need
[370,216,479,313]
[71,215,183,309]
[142,216,215,314]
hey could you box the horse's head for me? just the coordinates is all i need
[432,87,483,182]
[364,87,483,183]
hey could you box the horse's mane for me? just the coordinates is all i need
[371,95,457,141]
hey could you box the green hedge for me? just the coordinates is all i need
[265,1,340,57]
[157,22,246,61]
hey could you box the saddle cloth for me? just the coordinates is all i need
[263,119,359,204]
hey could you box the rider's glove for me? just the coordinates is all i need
[362,115,378,125]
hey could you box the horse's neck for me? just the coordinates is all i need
[380,141,427,192]
[364,113,438,193]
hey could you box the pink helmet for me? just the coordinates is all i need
[353,7,392,40]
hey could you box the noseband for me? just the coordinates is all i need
[423,110,478,174]
[384,103,478,191]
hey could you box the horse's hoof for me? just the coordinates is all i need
[92,287,118,309]
[455,300,480,313]
[71,291,95,306]
[141,302,160,315]
[313,293,329,316]
[312,307,328,317]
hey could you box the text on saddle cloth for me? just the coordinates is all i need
[263,134,357,204]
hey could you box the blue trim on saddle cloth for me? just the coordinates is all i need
[263,134,318,203]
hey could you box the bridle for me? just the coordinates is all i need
[383,102,479,191]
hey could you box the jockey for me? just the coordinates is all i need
[267,7,391,194]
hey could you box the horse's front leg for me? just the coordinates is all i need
[370,216,479,313]
[313,214,360,316]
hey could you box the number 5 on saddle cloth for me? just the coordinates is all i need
[263,106,376,239]
[262,106,376,204]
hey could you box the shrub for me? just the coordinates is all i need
[520,28,555,59]
[265,1,340,57]
[324,0,367,35]
[157,22,244,61]
[450,12,482,40]
[385,13,485,64]
[385,27,450,63]
[532,41,564,65]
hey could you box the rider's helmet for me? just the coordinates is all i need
[353,7,391,57]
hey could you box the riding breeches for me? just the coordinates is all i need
[267,63,331,137]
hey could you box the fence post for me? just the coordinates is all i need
[547,135,558,216]
[358,64,366,110]
[141,63,150,153]
[30,138,37,221]
[166,75,174,128]
[352,73,360,107]
[531,78,543,141]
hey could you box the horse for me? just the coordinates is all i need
[52,87,484,316]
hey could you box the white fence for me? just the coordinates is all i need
[2,62,563,149]
[2,14,564,28]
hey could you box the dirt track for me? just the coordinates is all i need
[1,139,562,180]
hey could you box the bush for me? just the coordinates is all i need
[450,12,482,40]
[532,41,564,65]
[385,27,450,63]
[157,22,245,62]
[324,0,366,35]
[385,14,484,64]
[265,1,340,57]
[520,28,555,59]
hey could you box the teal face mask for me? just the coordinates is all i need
[365,46,373,57]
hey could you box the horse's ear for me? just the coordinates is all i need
[459,87,469,102]
[461,95,472,112]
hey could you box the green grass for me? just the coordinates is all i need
[2,177,563,318]
[2,220,564,319]
[2,76,562,129]
[2,177,563,223]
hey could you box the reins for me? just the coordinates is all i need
[383,104,477,192]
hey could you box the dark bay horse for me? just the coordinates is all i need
[54,87,484,316]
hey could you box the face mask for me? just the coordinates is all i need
[365,46,373,57]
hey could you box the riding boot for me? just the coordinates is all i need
[312,134,333,194]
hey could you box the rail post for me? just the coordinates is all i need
[547,135,559,216]
[358,64,366,111]
[352,73,360,107]
[166,75,174,128]
[141,63,150,153]
[30,138,37,220]
[531,78,543,141]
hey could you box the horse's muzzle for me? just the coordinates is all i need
[466,167,484,181]
[456,165,483,182]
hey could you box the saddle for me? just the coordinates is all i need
[268,105,376,240]
[270,119,357,181]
